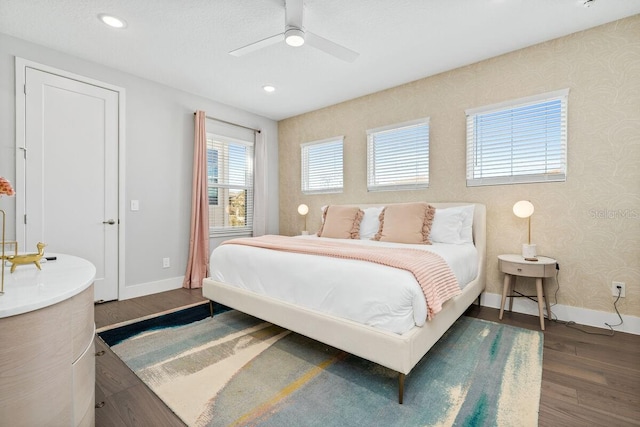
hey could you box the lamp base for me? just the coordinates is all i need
[522,244,538,261]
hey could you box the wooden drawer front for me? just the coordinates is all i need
[72,285,95,361]
[0,298,73,425]
[73,334,96,426]
[501,260,546,277]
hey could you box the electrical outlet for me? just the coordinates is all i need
[611,281,626,298]
[162,257,170,268]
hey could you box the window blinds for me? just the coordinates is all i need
[466,89,568,187]
[207,134,254,236]
[367,120,429,191]
[301,137,344,194]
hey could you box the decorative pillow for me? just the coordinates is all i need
[373,202,436,244]
[359,206,384,240]
[430,205,475,244]
[317,205,363,239]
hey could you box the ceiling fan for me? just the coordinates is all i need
[229,0,359,62]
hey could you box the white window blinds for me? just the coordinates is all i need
[466,89,568,187]
[367,119,429,191]
[301,137,344,194]
[206,133,254,236]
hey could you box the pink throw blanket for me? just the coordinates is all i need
[222,235,461,320]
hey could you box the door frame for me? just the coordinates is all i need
[14,57,126,300]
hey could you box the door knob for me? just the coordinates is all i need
[103,219,116,225]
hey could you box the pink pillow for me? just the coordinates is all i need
[317,206,363,239]
[373,202,436,244]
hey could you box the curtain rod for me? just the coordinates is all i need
[194,112,261,133]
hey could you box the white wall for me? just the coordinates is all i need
[0,33,279,299]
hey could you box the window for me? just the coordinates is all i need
[301,137,343,194]
[206,149,218,205]
[367,119,429,191]
[206,133,254,236]
[466,89,568,187]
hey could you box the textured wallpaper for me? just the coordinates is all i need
[278,16,640,317]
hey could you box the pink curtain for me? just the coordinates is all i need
[183,111,210,288]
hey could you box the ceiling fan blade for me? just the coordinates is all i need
[305,31,359,62]
[229,33,284,57]
[285,0,304,29]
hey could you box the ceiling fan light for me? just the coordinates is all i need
[285,28,305,47]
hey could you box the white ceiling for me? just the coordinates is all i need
[1,0,639,121]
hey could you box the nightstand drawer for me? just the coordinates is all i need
[500,260,550,277]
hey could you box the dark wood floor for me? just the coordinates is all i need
[94,288,640,427]
[95,288,205,427]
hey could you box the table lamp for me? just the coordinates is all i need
[513,200,537,261]
[297,204,309,235]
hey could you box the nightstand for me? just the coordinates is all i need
[498,254,557,330]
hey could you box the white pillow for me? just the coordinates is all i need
[430,208,464,244]
[459,205,475,244]
[430,205,475,244]
[359,206,384,239]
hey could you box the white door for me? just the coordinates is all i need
[19,67,119,302]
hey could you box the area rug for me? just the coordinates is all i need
[99,306,543,427]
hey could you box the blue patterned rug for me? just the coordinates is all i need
[99,306,543,427]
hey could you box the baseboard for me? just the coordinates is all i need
[481,292,640,336]
[119,276,185,300]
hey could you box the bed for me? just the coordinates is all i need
[202,202,486,403]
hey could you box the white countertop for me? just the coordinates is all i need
[0,253,96,318]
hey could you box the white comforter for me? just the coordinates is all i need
[209,236,478,334]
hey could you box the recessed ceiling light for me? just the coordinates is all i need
[98,14,127,29]
[263,85,276,93]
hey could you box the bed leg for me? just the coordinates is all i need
[209,300,214,317]
[477,294,482,306]
[398,373,405,404]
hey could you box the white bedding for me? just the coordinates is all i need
[209,235,478,334]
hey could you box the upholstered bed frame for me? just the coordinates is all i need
[202,202,486,403]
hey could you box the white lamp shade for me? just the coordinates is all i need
[297,204,309,216]
[513,200,534,218]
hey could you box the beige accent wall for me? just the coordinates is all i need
[278,16,640,317]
